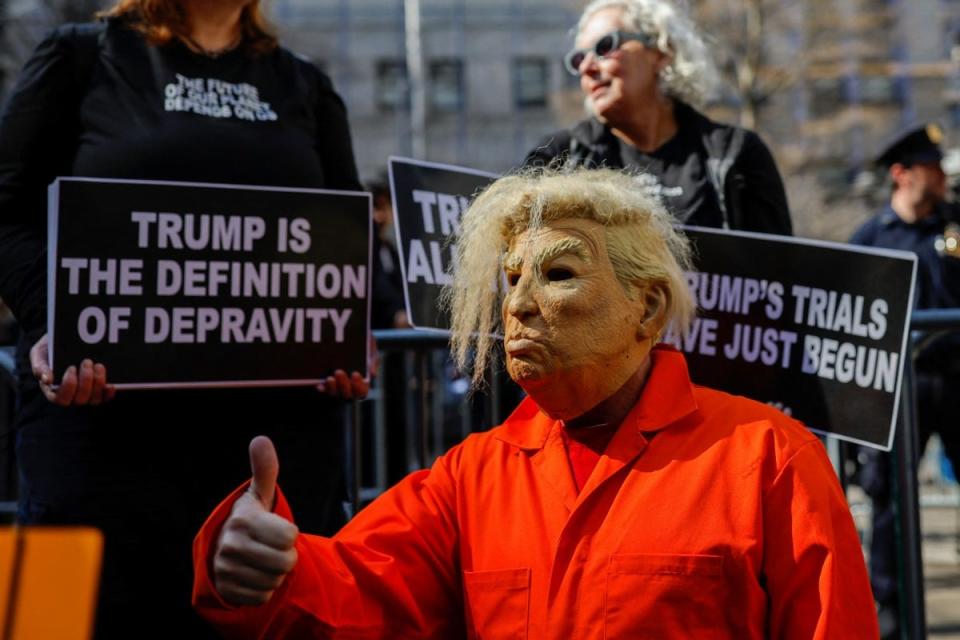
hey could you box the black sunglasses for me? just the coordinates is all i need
[563,30,656,76]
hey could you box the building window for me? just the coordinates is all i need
[809,77,844,118]
[563,62,581,89]
[859,76,900,105]
[816,163,855,193]
[943,20,960,59]
[950,102,960,131]
[376,60,408,111]
[429,59,464,112]
[513,57,549,108]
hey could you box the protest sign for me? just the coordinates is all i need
[388,157,496,330]
[47,177,371,388]
[386,158,915,450]
[665,227,916,450]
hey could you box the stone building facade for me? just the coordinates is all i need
[5,0,960,237]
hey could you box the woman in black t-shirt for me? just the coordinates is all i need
[524,0,792,235]
[0,1,366,637]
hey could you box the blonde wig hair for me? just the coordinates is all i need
[99,0,278,55]
[445,168,695,387]
[577,0,716,107]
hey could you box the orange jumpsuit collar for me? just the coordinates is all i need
[495,346,700,453]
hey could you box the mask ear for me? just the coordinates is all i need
[636,282,669,341]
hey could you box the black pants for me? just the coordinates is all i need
[15,385,346,640]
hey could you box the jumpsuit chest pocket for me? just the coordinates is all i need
[604,553,727,639]
[463,567,530,640]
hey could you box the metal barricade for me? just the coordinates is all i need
[896,308,960,640]
[347,329,512,516]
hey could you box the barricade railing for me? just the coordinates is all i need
[347,330,508,517]
[895,307,960,639]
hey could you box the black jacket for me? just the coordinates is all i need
[523,102,792,235]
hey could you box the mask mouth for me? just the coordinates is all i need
[505,337,540,356]
[506,328,543,341]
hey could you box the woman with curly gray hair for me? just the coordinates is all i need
[525,0,792,236]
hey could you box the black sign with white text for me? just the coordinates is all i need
[665,227,916,450]
[388,157,496,330]
[387,159,916,451]
[47,178,371,388]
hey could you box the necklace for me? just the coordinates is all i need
[181,33,242,58]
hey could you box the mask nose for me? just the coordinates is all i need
[506,275,539,320]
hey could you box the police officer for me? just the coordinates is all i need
[850,123,960,638]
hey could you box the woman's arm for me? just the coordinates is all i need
[0,25,94,342]
[726,131,793,236]
[0,24,114,404]
[310,67,363,192]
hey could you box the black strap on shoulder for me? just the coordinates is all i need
[702,124,746,229]
[69,23,105,94]
[566,137,584,168]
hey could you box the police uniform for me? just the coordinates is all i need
[849,124,960,634]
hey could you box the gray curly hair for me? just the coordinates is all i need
[442,168,695,388]
[578,0,717,107]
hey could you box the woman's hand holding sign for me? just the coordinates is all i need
[214,436,299,606]
[30,330,376,403]
[316,334,379,399]
[316,369,369,399]
[30,333,116,406]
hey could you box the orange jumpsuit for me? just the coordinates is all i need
[193,348,879,639]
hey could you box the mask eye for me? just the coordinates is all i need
[507,272,521,287]
[546,268,574,282]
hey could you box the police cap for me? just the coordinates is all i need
[876,123,944,168]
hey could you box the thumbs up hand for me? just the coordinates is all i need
[213,436,300,606]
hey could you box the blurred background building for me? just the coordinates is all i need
[4,0,960,240]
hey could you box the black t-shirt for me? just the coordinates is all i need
[617,125,723,227]
[74,24,359,189]
[522,102,793,236]
[0,18,361,343]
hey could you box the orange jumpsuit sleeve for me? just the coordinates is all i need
[193,451,464,639]
[762,439,880,639]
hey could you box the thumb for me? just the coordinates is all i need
[248,435,279,510]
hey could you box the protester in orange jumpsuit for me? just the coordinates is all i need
[193,169,879,639]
